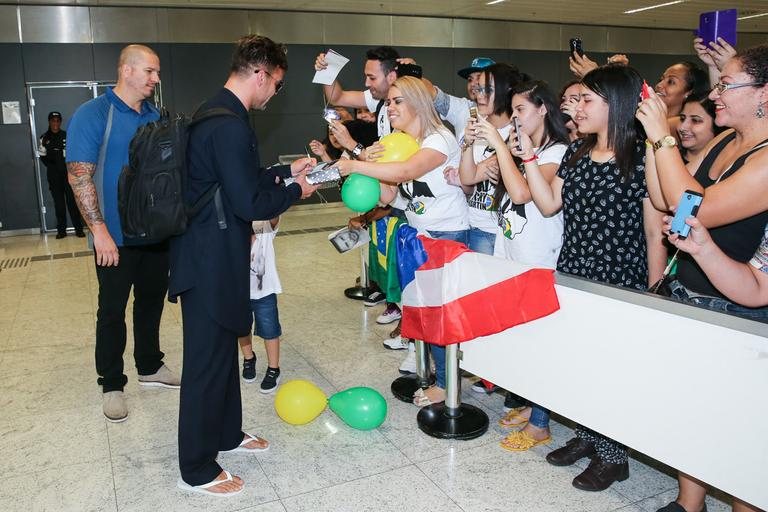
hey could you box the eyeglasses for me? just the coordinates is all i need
[470,86,495,96]
[712,81,764,95]
[255,68,284,94]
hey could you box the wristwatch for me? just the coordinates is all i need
[351,143,365,160]
[652,135,677,153]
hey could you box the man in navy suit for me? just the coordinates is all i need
[170,35,316,496]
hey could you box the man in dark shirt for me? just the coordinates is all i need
[39,111,84,238]
[170,34,316,496]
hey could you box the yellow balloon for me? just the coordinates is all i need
[274,380,327,425]
[378,132,420,163]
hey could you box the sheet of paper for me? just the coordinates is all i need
[2,101,21,124]
[312,49,349,85]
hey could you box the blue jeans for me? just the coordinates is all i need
[529,404,550,429]
[426,229,469,388]
[250,294,282,340]
[669,280,768,323]
[468,227,495,255]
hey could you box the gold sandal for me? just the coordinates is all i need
[500,430,551,452]
[498,410,529,428]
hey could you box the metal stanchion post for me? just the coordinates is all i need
[344,242,374,300]
[391,339,435,402]
[417,343,489,440]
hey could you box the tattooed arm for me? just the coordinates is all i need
[67,161,119,266]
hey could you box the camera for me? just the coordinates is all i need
[396,63,423,79]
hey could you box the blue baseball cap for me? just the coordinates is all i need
[457,57,495,79]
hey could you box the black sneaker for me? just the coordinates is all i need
[55,231,67,239]
[75,230,86,238]
[260,367,281,394]
[242,356,257,383]
[363,292,386,307]
[504,392,527,412]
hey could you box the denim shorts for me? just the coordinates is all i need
[251,293,282,339]
[669,280,768,324]
[427,229,469,245]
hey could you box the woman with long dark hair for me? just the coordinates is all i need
[677,93,725,165]
[523,65,667,491]
[472,80,570,451]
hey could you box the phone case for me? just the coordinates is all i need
[695,9,737,48]
[670,190,704,239]
[641,81,651,100]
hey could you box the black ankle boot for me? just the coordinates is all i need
[572,457,629,491]
[546,437,596,466]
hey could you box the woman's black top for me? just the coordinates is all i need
[677,132,768,297]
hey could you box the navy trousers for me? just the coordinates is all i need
[178,285,244,485]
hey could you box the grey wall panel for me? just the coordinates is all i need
[453,19,508,50]
[508,22,562,51]
[0,43,38,231]
[0,6,20,44]
[168,43,233,114]
[510,49,568,90]
[20,6,92,43]
[92,43,122,82]
[156,8,171,43]
[91,7,159,43]
[650,29,695,55]
[393,16,452,48]
[560,24,607,53]
[22,44,94,82]
[607,27,653,54]
[252,112,329,168]
[249,11,323,44]
[738,33,768,48]
[323,13,391,46]
[266,44,328,115]
[167,9,248,43]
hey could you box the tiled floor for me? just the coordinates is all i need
[0,204,733,512]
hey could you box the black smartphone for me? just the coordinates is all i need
[512,117,522,152]
[569,37,584,57]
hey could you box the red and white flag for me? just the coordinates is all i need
[397,226,560,345]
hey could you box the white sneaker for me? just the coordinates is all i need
[376,305,402,325]
[398,342,416,375]
[383,335,409,350]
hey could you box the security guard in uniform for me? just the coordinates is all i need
[39,111,84,238]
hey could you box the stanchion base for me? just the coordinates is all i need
[391,374,435,403]
[344,286,374,300]
[417,403,489,440]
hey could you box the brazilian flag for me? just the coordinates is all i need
[368,216,404,304]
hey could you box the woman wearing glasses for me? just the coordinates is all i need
[637,45,768,512]
[458,63,525,256]
[334,76,468,406]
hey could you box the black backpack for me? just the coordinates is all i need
[118,107,237,244]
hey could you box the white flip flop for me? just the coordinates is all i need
[177,470,243,497]
[221,432,270,454]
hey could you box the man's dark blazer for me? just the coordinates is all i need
[169,88,302,334]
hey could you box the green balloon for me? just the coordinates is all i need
[328,387,387,430]
[341,174,380,212]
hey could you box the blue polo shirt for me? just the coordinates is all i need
[66,87,159,246]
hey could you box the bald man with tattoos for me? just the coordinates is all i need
[66,44,179,423]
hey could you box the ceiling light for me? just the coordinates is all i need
[623,1,685,15]
[486,0,506,5]
[738,12,768,20]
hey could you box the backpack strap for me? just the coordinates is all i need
[185,106,241,230]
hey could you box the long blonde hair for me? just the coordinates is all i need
[391,76,444,141]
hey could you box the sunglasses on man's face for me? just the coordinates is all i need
[255,68,284,94]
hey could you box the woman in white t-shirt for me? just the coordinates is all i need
[459,63,526,256]
[335,76,469,406]
[472,80,570,452]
